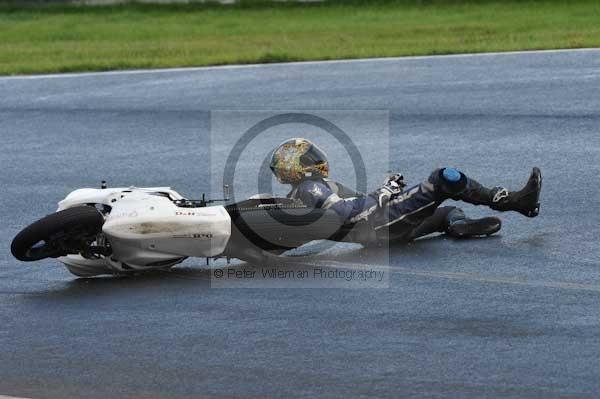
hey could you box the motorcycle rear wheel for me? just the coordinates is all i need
[11,206,104,262]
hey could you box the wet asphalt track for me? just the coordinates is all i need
[1,49,600,398]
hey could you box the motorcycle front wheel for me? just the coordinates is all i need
[11,206,104,262]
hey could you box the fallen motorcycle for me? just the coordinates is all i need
[11,184,349,276]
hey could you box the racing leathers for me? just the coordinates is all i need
[288,167,541,242]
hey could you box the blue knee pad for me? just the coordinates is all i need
[442,167,462,183]
[430,167,468,196]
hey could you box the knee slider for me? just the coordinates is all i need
[442,167,461,183]
[436,167,468,196]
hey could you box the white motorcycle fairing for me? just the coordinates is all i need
[56,187,231,276]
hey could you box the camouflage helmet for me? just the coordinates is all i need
[269,138,329,184]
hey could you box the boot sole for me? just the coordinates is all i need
[448,217,502,238]
[527,167,542,217]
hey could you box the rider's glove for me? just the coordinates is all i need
[371,173,405,208]
[385,173,406,190]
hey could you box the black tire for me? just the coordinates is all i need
[11,206,104,262]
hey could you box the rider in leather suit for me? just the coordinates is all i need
[269,138,542,242]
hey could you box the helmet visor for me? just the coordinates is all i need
[299,144,327,167]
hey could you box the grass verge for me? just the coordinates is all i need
[0,0,599,75]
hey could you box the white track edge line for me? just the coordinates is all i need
[0,48,598,81]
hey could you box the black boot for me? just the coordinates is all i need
[447,217,502,238]
[406,206,502,240]
[443,207,501,238]
[490,167,542,217]
[430,167,542,218]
